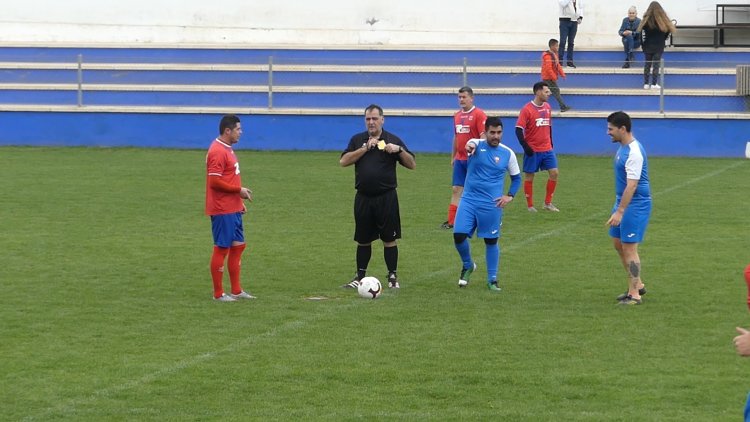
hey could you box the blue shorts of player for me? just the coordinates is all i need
[452,159,468,187]
[608,199,651,243]
[211,212,245,248]
[744,391,750,421]
[522,150,558,173]
[453,198,503,239]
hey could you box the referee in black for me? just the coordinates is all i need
[340,104,416,289]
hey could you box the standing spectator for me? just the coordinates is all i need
[442,86,487,230]
[205,114,256,302]
[605,111,652,306]
[340,104,416,289]
[638,1,675,89]
[618,6,642,68]
[454,117,521,292]
[542,38,571,112]
[515,82,561,213]
[558,0,583,68]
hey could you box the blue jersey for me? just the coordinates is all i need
[614,139,651,201]
[462,139,521,205]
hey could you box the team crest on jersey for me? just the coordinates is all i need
[494,156,500,163]
[535,118,551,127]
[456,124,470,134]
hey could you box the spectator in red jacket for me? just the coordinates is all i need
[541,39,571,112]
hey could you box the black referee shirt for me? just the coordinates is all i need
[342,129,414,197]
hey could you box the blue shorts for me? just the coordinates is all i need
[452,159,468,187]
[453,200,503,239]
[523,150,558,174]
[608,199,651,243]
[744,391,750,421]
[211,212,245,248]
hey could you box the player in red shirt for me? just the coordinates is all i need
[515,82,560,212]
[205,115,255,302]
[442,86,487,229]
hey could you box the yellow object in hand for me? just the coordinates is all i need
[377,140,386,150]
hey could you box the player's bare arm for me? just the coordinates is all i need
[240,187,253,201]
[735,327,750,356]
[494,195,514,208]
[465,140,477,156]
[606,179,638,227]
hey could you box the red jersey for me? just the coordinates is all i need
[453,106,487,160]
[515,101,553,153]
[205,139,244,215]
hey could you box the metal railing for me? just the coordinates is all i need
[2,54,743,114]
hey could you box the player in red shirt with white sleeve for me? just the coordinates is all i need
[205,115,255,302]
[442,86,487,229]
[515,82,560,212]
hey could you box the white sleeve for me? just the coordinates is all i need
[625,148,644,180]
[507,149,521,176]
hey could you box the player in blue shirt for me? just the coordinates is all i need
[606,111,652,305]
[453,117,522,291]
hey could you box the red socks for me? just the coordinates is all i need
[447,204,458,225]
[210,244,247,298]
[228,243,246,295]
[210,246,229,298]
[744,264,750,311]
[524,180,534,207]
[525,179,558,207]
[545,179,557,205]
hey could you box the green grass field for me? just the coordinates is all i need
[2,146,749,421]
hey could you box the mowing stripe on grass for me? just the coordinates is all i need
[427,159,746,277]
[22,301,360,421]
[23,159,745,420]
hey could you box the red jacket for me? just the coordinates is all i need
[541,50,566,81]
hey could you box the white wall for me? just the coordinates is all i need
[0,0,747,48]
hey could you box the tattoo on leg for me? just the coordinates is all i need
[628,261,640,278]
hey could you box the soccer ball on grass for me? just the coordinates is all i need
[357,276,382,299]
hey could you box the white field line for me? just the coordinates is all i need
[22,301,358,421]
[424,159,747,276]
[510,159,746,249]
[23,159,745,420]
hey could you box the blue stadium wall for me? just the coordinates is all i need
[1,111,747,157]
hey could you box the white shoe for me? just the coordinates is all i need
[643,84,651,89]
[214,293,237,302]
[651,84,661,89]
[230,291,257,300]
[543,203,560,212]
[527,206,538,213]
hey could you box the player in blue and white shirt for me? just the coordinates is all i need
[606,111,652,306]
[453,117,522,291]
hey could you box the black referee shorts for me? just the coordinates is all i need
[353,189,401,244]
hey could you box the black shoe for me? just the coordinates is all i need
[622,61,630,69]
[567,61,577,68]
[618,295,643,306]
[440,221,453,229]
[616,287,646,301]
[560,106,571,112]
[342,276,361,288]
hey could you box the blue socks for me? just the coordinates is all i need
[455,238,473,269]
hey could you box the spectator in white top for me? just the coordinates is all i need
[558,0,583,68]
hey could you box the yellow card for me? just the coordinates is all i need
[377,140,386,150]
